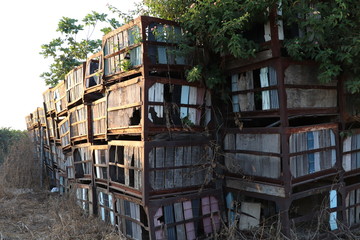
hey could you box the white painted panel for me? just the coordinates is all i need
[239,202,261,230]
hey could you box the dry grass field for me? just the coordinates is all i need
[0,136,120,240]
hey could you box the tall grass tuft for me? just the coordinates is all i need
[0,134,41,193]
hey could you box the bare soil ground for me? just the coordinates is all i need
[0,189,120,240]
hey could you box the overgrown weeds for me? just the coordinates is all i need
[0,134,40,191]
[0,134,122,239]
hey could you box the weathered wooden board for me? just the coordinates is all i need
[225,153,281,179]
[286,88,337,109]
[239,202,261,230]
[226,178,285,197]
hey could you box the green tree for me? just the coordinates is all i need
[282,0,360,92]
[40,11,121,86]
[0,128,27,165]
[144,0,360,92]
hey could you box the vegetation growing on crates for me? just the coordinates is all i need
[40,11,121,87]
[144,0,276,89]
[144,0,360,92]
[282,0,360,93]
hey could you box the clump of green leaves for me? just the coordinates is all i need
[145,0,276,89]
[120,59,132,72]
[0,128,27,165]
[40,11,121,86]
[282,0,360,92]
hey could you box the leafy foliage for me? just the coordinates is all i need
[40,11,120,86]
[145,0,276,88]
[282,0,360,92]
[143,0,194,21]
[0,128,27,165]
[144,0,360,91]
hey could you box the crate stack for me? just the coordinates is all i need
[26,16,223,240]
[220,7,360,235]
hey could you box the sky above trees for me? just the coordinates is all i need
[0,0,139,130]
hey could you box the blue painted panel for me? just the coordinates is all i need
[226,192,235,224]
[307,132,315,173]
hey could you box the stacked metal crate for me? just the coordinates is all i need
[222,9,344,235]
[26,16,223,240]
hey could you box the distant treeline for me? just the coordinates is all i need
[0,128,28,165]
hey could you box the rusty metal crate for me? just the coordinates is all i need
[65,63,85,108]
[106,76,211,139]
[102,16,189,84]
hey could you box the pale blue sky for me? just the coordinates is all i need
[0,0,140,130]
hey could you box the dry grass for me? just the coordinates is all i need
[0,190,121,240]
[0,135,41,191]
[0,135,122,240]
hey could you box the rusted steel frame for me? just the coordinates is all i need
[107,75,141,90]
[286,108,339,116]
[223,127,281,134]
[291,183,341,201]
[103,43,142,59]
[225,173,283,184]
[343,170,360,178]
[43,102,56,171]
[70,136,88,142]
[149,186,215,197]
[269,7,281,58]
[103,68,143,83]
[148,188,222,208]
[76,182,92,189]
[96,203,113,213]
[276,56,291,196]
[143,142,151,205]
[145,41,179,48]
[345,201,360,210]
[72,142,91,149]
[148,102,200,109]
[108,140,144,147]
[147,76,200,87]
[291,170,338,186]
[147,64,188,72]
[116,214,149,230]
[101,18,141,49]
[108,162,142,171]
[67,98,84,110]
[74,159,92,164]
[152,212,220,230]
[224,149,281,157]
[108,181,142,197]
[344,182,360,193]
[148,163,211,171]
[77,199,93,206]
[112,191,143,205]
[224,186,283,203]
[65,63,86,107]
[145,126,205,134]
[231,85,279,95]
[94,178,108,184]
[147,139,209,148]
[284,84,337,90]
[289,146,337,157]
[338,75,347,129]
[84,85,103,95]
[234,111,280,118]
[107,127,142,135]
[74,170,93,180]
[226,50,274,72]
[285,122,338,134]
[147,188,223,240]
